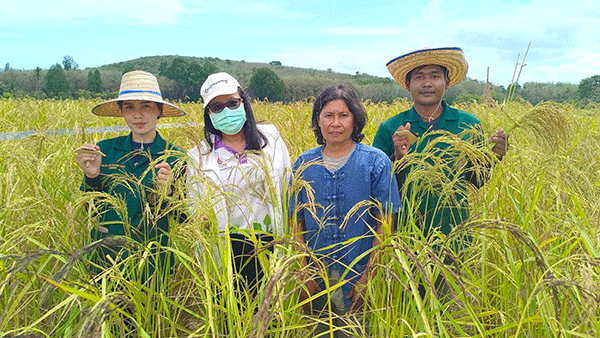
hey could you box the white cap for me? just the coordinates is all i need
[200,72,241,108]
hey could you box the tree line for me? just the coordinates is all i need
[1,55,599,106]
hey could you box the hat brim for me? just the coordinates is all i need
[386,47,468,89]
[202,85,239,109]
[92,95,186,118]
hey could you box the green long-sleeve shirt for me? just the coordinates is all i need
[373,101,489,239]
[81,132,186,278]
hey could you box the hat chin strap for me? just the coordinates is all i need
[414,101,443,122]
[412,82,445,122]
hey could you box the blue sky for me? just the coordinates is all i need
[2,0,599,87]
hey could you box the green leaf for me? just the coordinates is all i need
[263,214,271,227]
[45,278,101,303]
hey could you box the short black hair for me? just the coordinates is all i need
[311,84,367,145]
[405,65,449,87]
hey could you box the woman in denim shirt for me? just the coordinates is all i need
[289,84,401,313]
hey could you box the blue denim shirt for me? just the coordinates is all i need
[290,143,401,303]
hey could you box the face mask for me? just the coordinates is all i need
[209,104,247,135]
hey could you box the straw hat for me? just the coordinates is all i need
[386,47,468,89]
[92,70,185,117]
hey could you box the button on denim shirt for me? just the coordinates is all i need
[290,143,401,302]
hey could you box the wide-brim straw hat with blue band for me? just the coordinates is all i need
[386,47,468,89]
[92,70,186,117]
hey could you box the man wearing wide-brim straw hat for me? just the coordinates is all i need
[75,70,187,283]
[373,47,509,247]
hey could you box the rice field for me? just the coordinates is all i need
[0,97,599,337]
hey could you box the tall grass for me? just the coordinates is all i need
[0,97,599,337]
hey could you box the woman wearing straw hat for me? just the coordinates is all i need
[186,72,290,295]
[76,70,187,282]
[373,47,509,245]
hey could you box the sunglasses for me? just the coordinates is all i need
[208,98,243,114]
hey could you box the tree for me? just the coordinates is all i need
[35,67,42,81]
[249,68,285,102]
[163,57,190,100]
[45,63,70,97]
[166,57,188,85]
[62,55,79,70]
[122,63,135,75]
[454,92,481,104]
[87,69,102,93]
[521,82,578,105]
[203,60,217,78]
[578,75,600,102]
[189,60,218,101]
[185,61,204,101]
[4,63,10,71]
[158,61,169,77]
[159,57,219,101]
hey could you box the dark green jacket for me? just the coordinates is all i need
[81,132,186,276]
[373,102,489,238]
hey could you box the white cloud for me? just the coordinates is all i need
[237,1,309,19]
[3,0,598,86]
[2,0,186,25]
[184,0,310,19]
[529,52,600,84]
[383,0,600,85]
[324,27,401,37]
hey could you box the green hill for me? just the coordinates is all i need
[0,55,511,104]
[97,55,412,102]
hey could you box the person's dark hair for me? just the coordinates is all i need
[203,87,268,151]
[311,84,367,145]
[405,64,449,86]
[117,101,164,117]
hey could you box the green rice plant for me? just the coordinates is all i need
[0,98,599,337]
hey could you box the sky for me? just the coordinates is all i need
[2,0,599,87]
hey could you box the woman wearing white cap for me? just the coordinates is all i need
[187,72,290,294]
[75,70,187,282]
